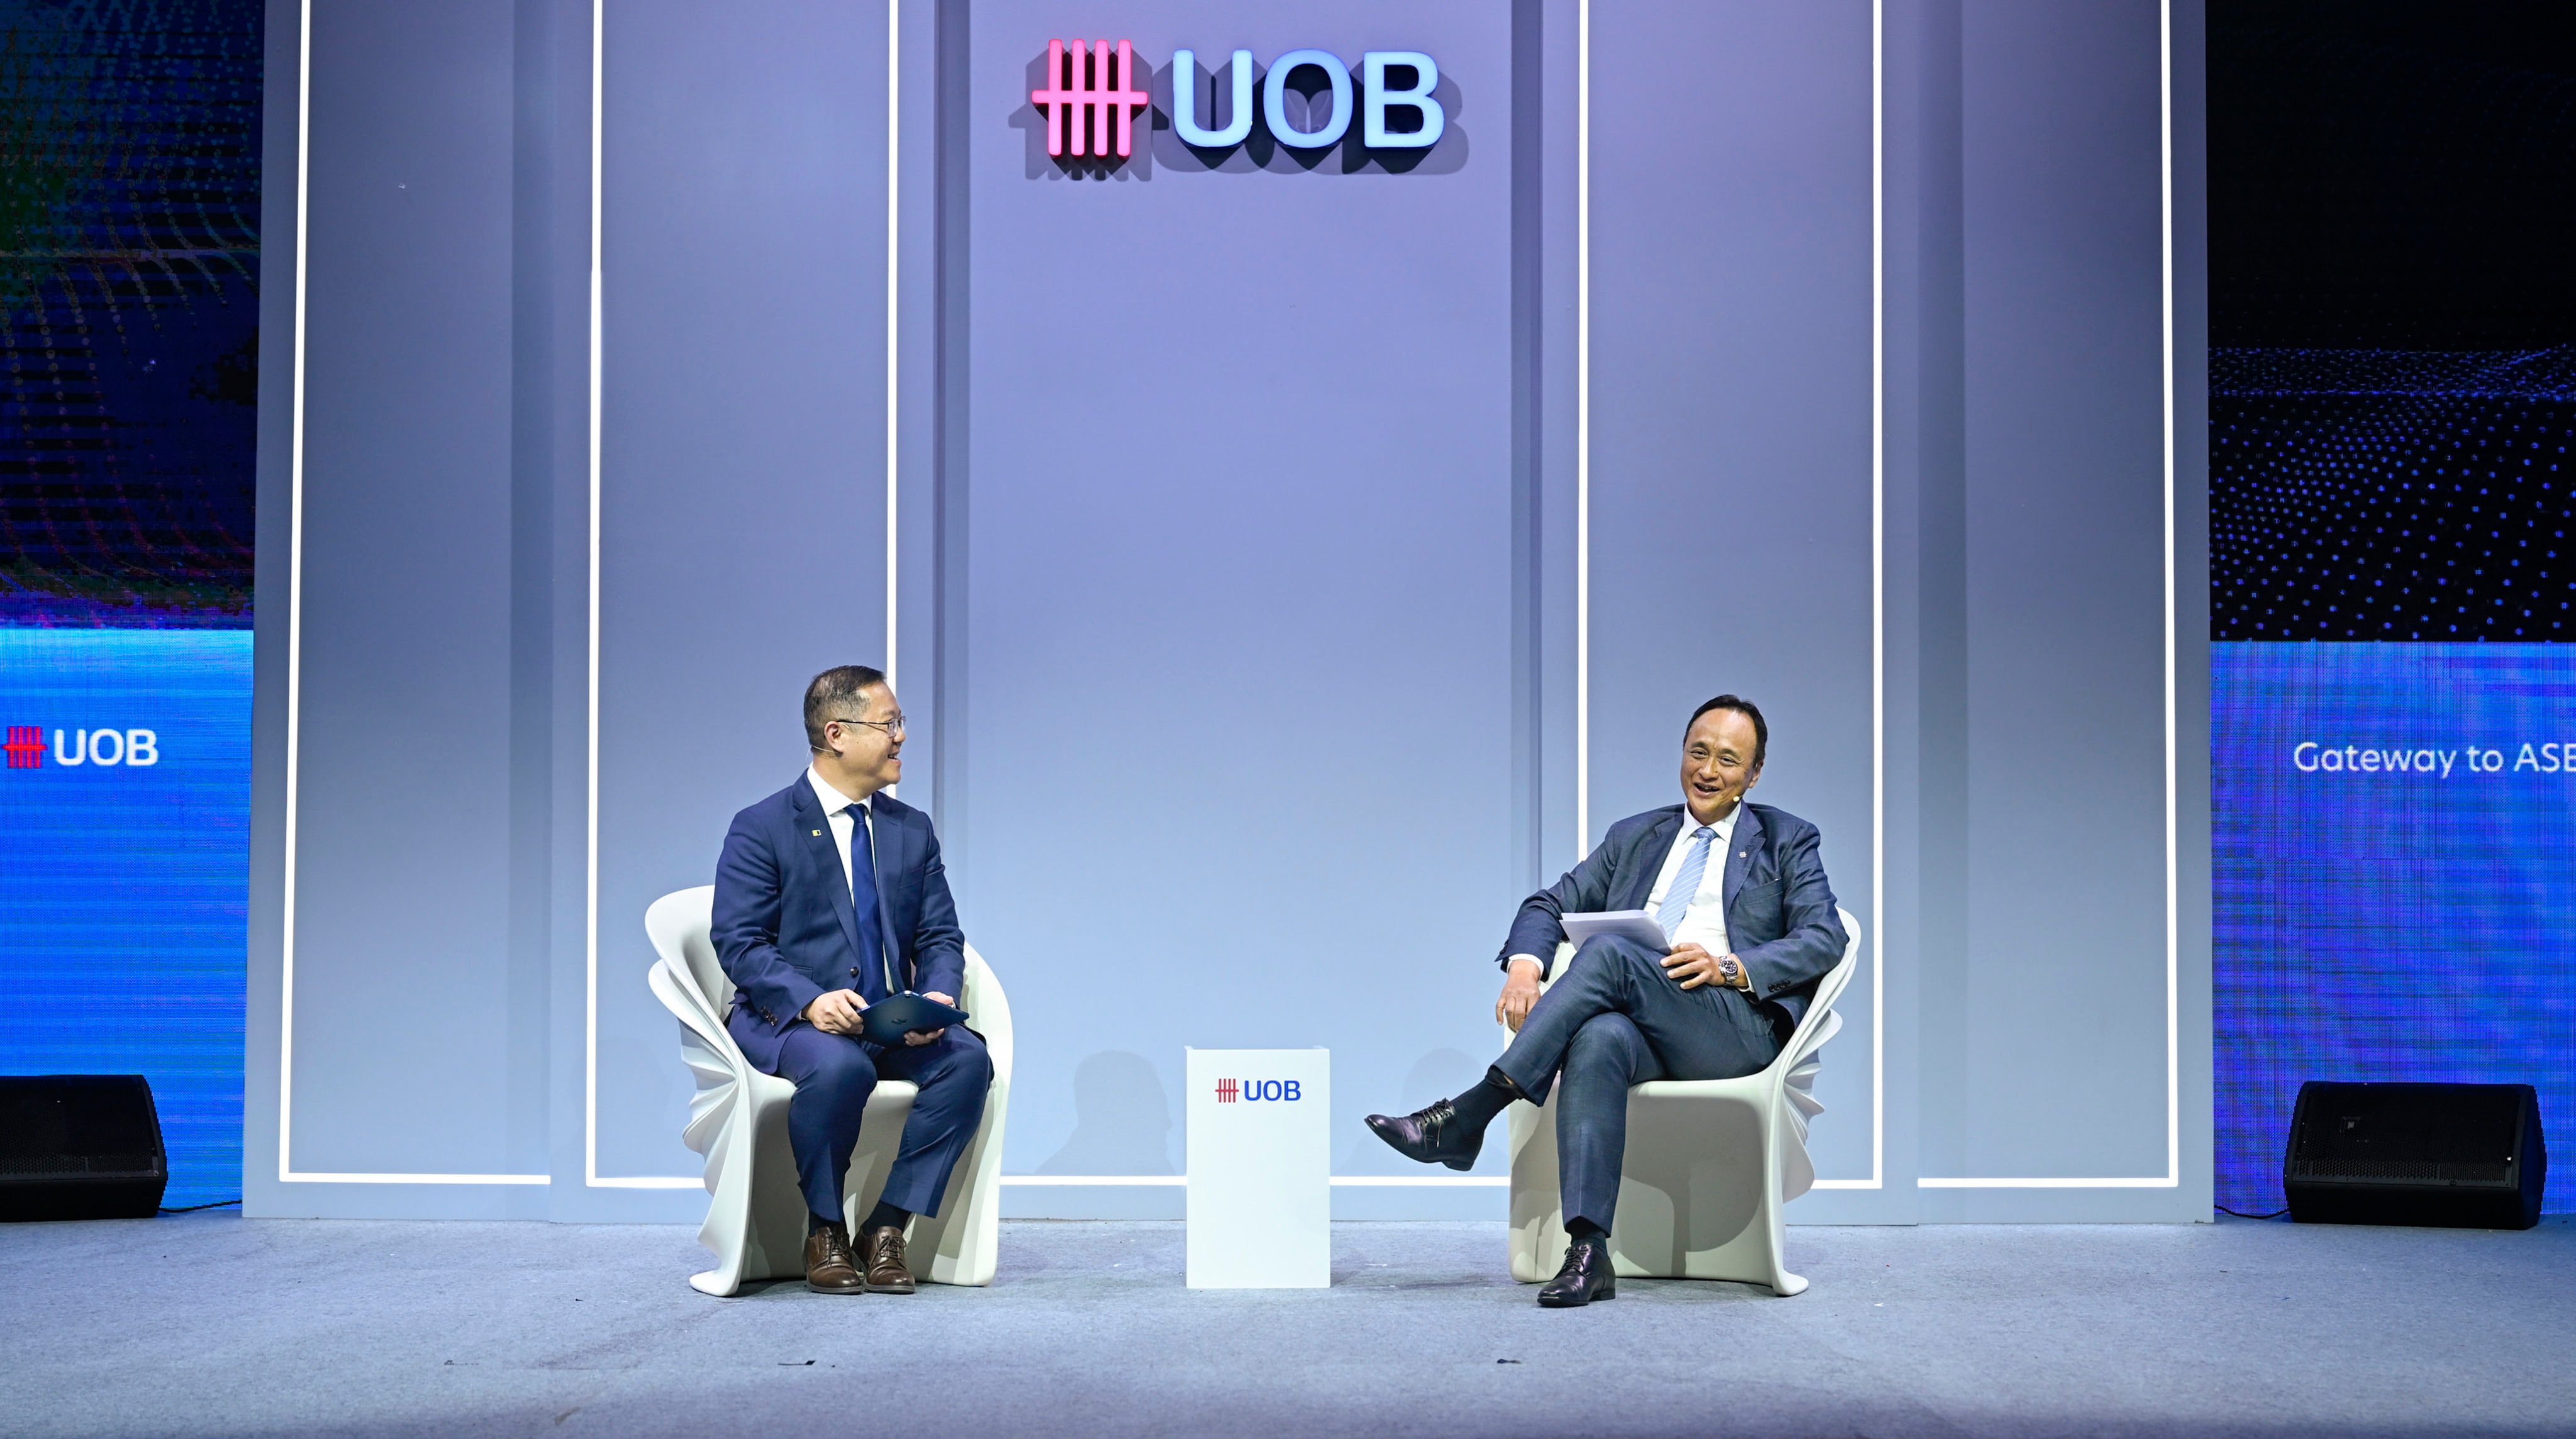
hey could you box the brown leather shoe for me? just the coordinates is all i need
[803,1221,865,1294]
[859,1223,915,1294]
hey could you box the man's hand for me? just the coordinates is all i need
[1663,943,1749,992]
[803,988,867,1035]
[905,991,957,1047]
[1495,957,1544,1033]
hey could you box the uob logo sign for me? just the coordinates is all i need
[1213,1077,1303,1104]
[3,725,159,770]
[1032,38,1447,165]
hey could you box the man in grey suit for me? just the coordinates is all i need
[1366,694,1847,1306]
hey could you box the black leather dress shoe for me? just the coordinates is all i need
[1537,1236,1616,1308]
[1364,1099,1483,1171]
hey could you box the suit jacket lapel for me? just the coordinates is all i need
[1612,808,1685,911]
[1720,803,1767,916]
[793,777,866,971]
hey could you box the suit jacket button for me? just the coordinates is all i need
[849,967,860,977]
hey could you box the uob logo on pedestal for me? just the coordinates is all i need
[1032,38,1445,162]
[1215,1077,1303,1103]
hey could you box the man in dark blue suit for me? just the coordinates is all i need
[1366,694,1846,1306]
[712,665,991,1295]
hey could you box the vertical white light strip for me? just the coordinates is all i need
[583,0,694,1192]
[884,0,901,696]
[1917,0,2183,1193]
[583,1,913,1190]
[582,0,606,1187]
[2158,0,2181,1187]
[1573,8,1885,1192]
[276,0,313,1183]
[1573,0,1590,855]
[274,3,550,1187]
[575,1,689,1195]
[1867,0,1887,1189]
[1810,0,1889,1194]
[579,6,698,1195]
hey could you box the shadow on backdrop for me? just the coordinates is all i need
[1034,1050,1177,1175]
[1335,1046,1500,1175]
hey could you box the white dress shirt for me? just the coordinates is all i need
[806,765,874,892]
[806,765,892,992]
[1644,803,1739,958]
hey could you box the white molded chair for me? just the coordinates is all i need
[1505,907,1861,1296]
[645,885,1013,1296]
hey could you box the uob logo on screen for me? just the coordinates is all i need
[1213,1077,1303,1104]
[3,724,159,770]
[1032,38,1444,160]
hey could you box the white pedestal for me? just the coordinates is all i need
[1185,1048,1330,1289]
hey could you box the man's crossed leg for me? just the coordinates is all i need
[1366,935,1778,1305]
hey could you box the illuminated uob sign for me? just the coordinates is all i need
[1033,39,1444,159]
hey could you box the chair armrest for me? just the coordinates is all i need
[650,958,753,1081]
[960,943,1013,1086]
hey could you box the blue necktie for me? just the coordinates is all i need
[845,803,892,1002]
[1656,826,1718,941]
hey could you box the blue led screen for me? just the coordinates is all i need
[1,0,262,1206]
[2214,643,2576,1212]
[2208,4,2573,1214]
[0,630,251,1206]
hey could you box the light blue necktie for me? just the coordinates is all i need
[1656,826,1718,941]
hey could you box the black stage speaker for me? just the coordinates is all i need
[0,1075,169,1221]
[2284,1081,2545,1230]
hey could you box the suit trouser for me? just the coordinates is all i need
[1493,934,1781,1233]
[732,1009,993,1223]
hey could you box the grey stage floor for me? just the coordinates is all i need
[4,1215,2572,1438]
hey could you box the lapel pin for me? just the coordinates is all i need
[811,829,823,836]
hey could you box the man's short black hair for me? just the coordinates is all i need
[804,664,889,751]
[1685,694,1767,770]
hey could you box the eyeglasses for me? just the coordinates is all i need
[828,713,906,738]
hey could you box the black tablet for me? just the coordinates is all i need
[859,991,969,1047]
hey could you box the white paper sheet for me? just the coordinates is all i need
[1559,909,1670,951]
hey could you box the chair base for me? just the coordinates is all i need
[1507,1087,1805,1298]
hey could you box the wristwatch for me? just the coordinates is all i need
[1717,955,1744,990]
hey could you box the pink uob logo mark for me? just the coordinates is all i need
[1032,38,1149,158]
[1216,1078,1300,1103]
